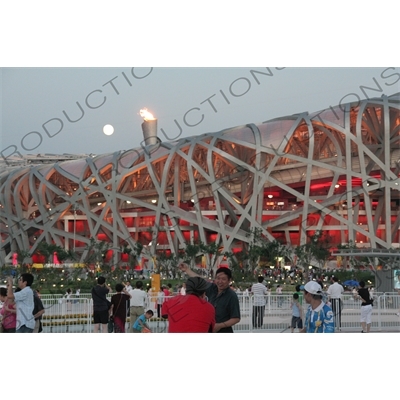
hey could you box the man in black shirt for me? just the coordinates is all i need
[91,276,112,333]
[178,263,240,332]
[357,280,373,333]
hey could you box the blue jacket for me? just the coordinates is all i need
[304,302,334,333]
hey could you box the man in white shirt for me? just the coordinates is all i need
[327,276,344,331]
[7,273,35,333]
[251,276,268,329]
[128,281,148,333]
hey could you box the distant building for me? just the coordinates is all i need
[1,93,399,268]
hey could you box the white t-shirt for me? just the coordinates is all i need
[327,282,344,299]
[128,288,147,307]
[157,291,165,305]
[14,286,35,330]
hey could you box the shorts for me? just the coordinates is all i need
[94,310,109,324]
[360,305,372,324]
[291,316,303,329]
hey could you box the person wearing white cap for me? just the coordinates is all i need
[301,281,334,333]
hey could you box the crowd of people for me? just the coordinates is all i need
[290,277,375,333]
[89,263,241,333]
[87,266,373,334]
[1,268,384,334]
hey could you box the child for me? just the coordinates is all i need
[132,309,154,333]
[290,293,303,333]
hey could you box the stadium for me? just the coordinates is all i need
[1,92,399,268]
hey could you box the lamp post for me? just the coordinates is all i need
[71,204,79,252]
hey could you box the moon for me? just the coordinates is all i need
[103,124,114,135]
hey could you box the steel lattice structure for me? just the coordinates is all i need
[1,93,400,267]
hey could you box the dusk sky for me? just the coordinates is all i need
[2,67,399,158]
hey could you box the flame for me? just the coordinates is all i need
[140,108,156,121]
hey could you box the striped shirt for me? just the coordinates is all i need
[251,283,268,306]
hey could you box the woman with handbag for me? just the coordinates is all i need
[0,287,17,333]
[110,283,132,333]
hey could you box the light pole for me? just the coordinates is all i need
[72,204,79,253]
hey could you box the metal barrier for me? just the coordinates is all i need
[234,294,400,332]
[377,293,400,332]
[41,298,92,333]
[235,294,301,332]
[36,293,400,333]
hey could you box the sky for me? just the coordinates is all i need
[2,67,399,157]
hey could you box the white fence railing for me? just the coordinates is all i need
[40,298,92,333]
[36,293,400,333]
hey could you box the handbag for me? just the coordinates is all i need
[108,316,114,333]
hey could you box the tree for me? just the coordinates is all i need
[82,238,112,278]
[122,241,143,272]
[261,240,290,268]
[337,241,359,269]
[156,251,181,278]
[245,228,265,274]
[199,241,224,274]
[35,242,57,264]
[294,231,331,280]
[16,249,31,273]
[34,242,76,264]
[224,250,246,281]
[182,241,202,268]
[224,231,288,280]
[312,232,331,271]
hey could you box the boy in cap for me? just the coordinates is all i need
[301,281,334,333]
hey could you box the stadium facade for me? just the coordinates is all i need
[1,93,399,268]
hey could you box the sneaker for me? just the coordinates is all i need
[396,313,400,317]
